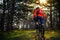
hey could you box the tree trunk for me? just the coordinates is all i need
[58,1,60,29]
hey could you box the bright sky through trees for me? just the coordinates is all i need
[0,0,3,4]
[39,0,47,4]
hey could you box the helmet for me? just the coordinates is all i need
[34,4,41,9]
[36,7,40,9]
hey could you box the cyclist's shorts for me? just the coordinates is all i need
[35,16,44,25]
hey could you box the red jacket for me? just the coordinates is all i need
[33,8,46,20]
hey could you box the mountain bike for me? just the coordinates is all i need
[35,20,45,40]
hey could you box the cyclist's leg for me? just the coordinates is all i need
[40,17,45,40]
[35,16,40,36]
[38,17,45,35]
[35,18,39,40]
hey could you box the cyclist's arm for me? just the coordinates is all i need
[33,10,36,20]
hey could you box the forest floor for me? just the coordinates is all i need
[0,29,60,40]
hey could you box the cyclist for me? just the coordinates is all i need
[33,6,46,40]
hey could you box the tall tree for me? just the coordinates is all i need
[56,0,60,29]
[1,0,6,31]
[7,0,15,31]
[46,0,59,30]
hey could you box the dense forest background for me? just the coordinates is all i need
[0,0,60,31]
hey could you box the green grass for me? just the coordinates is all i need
[0,30,60,40]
